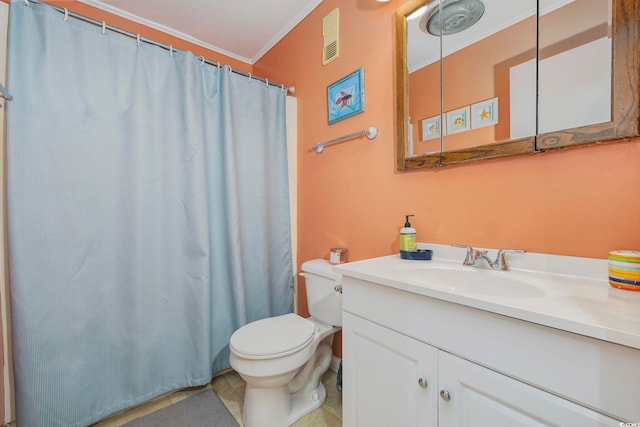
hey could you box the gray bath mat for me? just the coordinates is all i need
[123,389,239,427]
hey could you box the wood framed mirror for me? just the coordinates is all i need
[396,0,639,170]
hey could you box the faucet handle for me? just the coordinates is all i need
[451,244,485,266]
[491,248,526,271]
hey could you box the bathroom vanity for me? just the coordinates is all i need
[338,245,640,426]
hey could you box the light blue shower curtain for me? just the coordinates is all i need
[6,1,293,426]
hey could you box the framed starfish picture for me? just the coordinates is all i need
[471,97,499,129]
[327,68,364,124]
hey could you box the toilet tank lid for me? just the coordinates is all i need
[301,259,340,280]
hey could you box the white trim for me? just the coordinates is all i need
[249,0,322,63]
[78,0,252,64]
[78,0,322,65]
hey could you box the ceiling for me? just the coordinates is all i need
[79,0,323,64]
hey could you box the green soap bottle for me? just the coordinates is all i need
[400,214,417,252]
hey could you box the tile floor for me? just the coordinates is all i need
[93,368,342,426]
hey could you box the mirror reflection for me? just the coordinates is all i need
[407,1,539,156]
[401,0,616,166]
[537,0,611,136]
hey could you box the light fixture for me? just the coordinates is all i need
[424,0,485,36]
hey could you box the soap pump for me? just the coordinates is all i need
[400,214,417,252]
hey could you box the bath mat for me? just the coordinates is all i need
[122,389,239,427]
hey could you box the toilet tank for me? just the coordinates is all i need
[301,259,342,327]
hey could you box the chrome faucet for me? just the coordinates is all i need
[451,244,526,271]
[451,244,491,266]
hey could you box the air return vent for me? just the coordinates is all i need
[322,8,339,65]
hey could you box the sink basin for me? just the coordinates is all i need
[397,262,545,298]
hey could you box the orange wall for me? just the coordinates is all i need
[255,0,640,357]
[256,0,640,261]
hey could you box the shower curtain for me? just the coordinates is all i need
[6,1,293,426]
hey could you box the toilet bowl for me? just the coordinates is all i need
[229,259,342,427]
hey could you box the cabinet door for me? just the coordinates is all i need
[438,351,621,426]
[343,312,438,427]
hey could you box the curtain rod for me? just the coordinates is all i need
[23,0,295,94]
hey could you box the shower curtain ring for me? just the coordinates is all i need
[200,56,205,65]
[265,78,269,87]
[137,34,141,47]
[217,62,221,71]
[101,22,106,35]
[169,45,173,57]
[24,0,29,7]
[64,8,68,21]
[248,73,252,83]
[281,84,285,93]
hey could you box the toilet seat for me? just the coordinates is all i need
[230,313,315,360]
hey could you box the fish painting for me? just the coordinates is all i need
[335,90,353,109]
[327,68,364,124]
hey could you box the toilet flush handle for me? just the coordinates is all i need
[298,271,342,293]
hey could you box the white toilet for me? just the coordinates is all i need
[229,259,342,427]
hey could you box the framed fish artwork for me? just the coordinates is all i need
[327,68,364,124]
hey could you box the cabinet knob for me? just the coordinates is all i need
[417,378,428,388]
[440,390,451,401]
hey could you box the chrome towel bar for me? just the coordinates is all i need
[312,126,378,153]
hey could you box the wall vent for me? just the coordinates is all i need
[322,8,339,65]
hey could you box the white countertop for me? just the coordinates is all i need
[335,244,640,350]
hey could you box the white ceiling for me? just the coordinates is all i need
[79,0,323,64]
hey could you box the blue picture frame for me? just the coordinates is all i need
[327,68,364,124]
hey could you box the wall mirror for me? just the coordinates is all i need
[396,0,639,170]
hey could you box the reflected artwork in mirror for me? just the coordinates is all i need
[396,0,639,170]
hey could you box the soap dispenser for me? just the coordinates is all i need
[400,214,417,252]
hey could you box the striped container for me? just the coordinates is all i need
[608,250,640,291]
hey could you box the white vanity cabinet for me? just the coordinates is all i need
[344,312,619,427]
[340,257,639,427]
